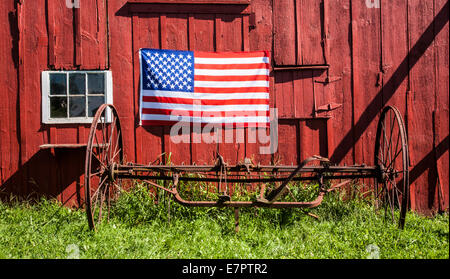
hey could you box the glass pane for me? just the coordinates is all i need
[50,97,67,118]
[50,73,67,95]
[88,96,105,117]
[69,73,86,95]
[69,96,86,117]
[88,73,105,95]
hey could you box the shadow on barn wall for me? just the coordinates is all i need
[1,149,85,207]
[0,1,447,214]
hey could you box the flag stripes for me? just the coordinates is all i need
[139,49,270,126]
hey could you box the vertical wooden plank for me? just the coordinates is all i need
[0,0,20,188]
[46,0,56,67]
[433,0,449,211]
[242,14,249,52]
[299,119,324,161]
[274,71,295,118]
[244,126,273,165]
[190,14,216,164]
[220,15,242,51]
[188,14,195,51]
[292,71,304,118]
[214,15,222,51]
[216,14,246,164]
[52,0,75,69]
[74,3,82,66]
[298,0,325,64]
[79,0,108,69]
[276,122,298,165]
[133,13,144,165]
[133,14,163,164]
[273,0,296,65]
[327,0,353,166]
[295,0,302,65]
[249,0,272,52]
[300,70,314,117]
[313,69,328,116]
[191,14,215,52]
[407,0,437,213]
[163,13,190,164]
[21,0,61,200]
[188,14,196,164]
[381,0,408,112]
[165,14,189,51]
[351,0,382,167]
[108,0,135,165]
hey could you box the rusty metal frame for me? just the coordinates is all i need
[84,104,409,231]
[109,154,379,209]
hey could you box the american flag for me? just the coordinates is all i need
[139,48,270,127]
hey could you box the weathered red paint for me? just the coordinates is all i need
[0,0,448,214]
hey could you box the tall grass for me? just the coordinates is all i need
[0,182,448,259]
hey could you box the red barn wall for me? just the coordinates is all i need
[0,0,448,214]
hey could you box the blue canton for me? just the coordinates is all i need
[141,48,195,93]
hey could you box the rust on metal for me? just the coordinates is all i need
[81,104,410,231]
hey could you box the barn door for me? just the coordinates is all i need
[129,2,252,165]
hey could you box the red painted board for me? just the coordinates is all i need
[433,0,449,211]
[326,0,353,166]
[351,0,382,170]
[297,0,325,65]
[407,0,438,214]
[273,0,296,65]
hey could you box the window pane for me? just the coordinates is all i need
[88,96,105,117]
[88,73,105,95]
[69,73,86,95]
[50,73,66,95]
[50,97,67,118]
[69,96,86,117]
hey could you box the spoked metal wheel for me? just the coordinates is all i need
[374,105,409,229]
[85,104,123,230]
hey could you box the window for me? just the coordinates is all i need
[41,71,113,124]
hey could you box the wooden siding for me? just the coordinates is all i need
[0,0,448,214]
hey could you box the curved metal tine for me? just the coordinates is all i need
[381,115,392,168]
[286,185,298,202]
[91,176,108,216]
[112,181,122,199]
[382,184,388,221]
[101,110,108,164]
[386,146,402,171]
[105,114,117,163]
[392,178,402,209]
[381,118,387,167]
[107,186,111,222]
[93,130,104,166]
[389,134,404,209]
[92,155,107,169]
[387,110,396,168]
[97,181,109,224]
[90,170,101,177]
[386,180,395,222]
[111,129,122,162]
[386,128,401,170]
[92,122,108,169]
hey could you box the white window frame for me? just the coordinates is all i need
[41,70,113,124]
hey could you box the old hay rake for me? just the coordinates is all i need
[84,104,409,230]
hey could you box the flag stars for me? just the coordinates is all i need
[143,50,194,92]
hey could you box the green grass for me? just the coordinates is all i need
[0,183,448,259]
